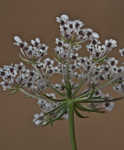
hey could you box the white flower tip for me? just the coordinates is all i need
[56,14,69,23]
[31,40,35,45]
[92,32,100,39]
[61,14,69,20]
[35,38,40,43]
[33,113,39,119]
[119,48,124,56]
[34,120,41,125]
[63,113,69,120]
[14,36,22,43]
[40,112,44,117]
[105,102,115,112]
[37,99,42,105]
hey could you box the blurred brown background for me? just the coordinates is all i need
[0,0,124,150]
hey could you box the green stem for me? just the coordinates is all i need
[19,88,62,102]
[68,103,77,150]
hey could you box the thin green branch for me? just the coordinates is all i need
[19,88,41,100]
[77,88,90,98]
[96,73,124,90]
[45,107,66,126]
[77,96,124,103]
[72,78,86,98]
[32,64,65,97]
[39,91,65,102]
[44,102,66,116]
[76,103,105,113]
[64,63,72,98]
[19,88,63,102]
[47,83,65,97]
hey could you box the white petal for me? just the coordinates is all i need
[34,120,42,125]
[14,36,22,43]
[92,32,100,39]
[105,102,115,111]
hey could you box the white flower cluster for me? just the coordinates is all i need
[0,14,124,127]
[14,36,48,60]
[56,14,99,42]
[0,62,47,91]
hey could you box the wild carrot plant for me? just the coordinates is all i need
[1,14,124,150]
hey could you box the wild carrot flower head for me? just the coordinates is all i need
[0,14,124,127]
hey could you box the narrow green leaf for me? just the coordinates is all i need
[74,107,88,118]
[93,55,108,64]
[79,96,124,103]
[46,108,66,126]
[76,104,105,113]
[48,85,65,97]
[7,89,17,95]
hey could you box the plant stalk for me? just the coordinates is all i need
[68,103,77,150]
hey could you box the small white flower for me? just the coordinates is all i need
[107,57,118,66]
[74,20,84,29]
[46,93,56,99]
[34,120,42,126]
[35,37,40,43]
[105,39,117,50]
[30,40,35,45]
[44,58,54,66]
[14,36,22,43]
[104,102,115,112]
[34,113,40,119]
[119,48,124,56]
[62,113,69,120]
[91,32,100,39]
[37,99,45,105]
[56,14,69,24]
[61,14,69,21]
